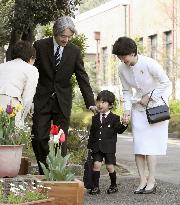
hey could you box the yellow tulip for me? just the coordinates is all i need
[9,111,16,118]
[0,106,3,113]
[15,103,23,112]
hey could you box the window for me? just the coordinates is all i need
[102,47,108,85]
[149,34,157,59]
[138,37,144,54]
[164,31,172,75]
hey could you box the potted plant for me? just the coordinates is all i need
[0,103,31,177]
[35,125,85,205]
[0,179,54,204]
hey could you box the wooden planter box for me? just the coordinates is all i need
[34,176,85,205]
[0,197,54,205]
[44,179,85,205]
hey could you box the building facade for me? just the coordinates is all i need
[74,0,180,99]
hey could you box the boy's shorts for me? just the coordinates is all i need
[92,151,116,165]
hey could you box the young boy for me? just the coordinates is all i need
[87,90,128,195]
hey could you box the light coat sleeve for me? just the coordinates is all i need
[21,67,39,119]
[147,61,172,102]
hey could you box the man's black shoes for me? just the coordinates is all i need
[89,187,100,195]
[107,185,118,194]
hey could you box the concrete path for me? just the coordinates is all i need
[116,134,180,184]
[84,134,180,205]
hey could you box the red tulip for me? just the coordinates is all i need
[50,125,59,135]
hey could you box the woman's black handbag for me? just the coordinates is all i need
[146,91,170,124]
[83,150,93,189]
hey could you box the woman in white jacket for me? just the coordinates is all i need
[0,40,39,127]
[112,37,172,194]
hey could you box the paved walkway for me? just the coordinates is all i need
[116,134,180,184]
[84,134,180,205]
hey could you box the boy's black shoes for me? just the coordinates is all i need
[107,185,118,194]
[89,187,100,195]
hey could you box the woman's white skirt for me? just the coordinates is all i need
[131,109,169,155]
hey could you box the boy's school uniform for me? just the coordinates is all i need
[87,112,127,154]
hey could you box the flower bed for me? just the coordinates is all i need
[0,176,53,204]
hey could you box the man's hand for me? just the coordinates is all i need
[89,106,98,115]
[88,149,92,153]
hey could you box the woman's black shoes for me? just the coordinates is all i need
[134,184,157,194]
[143,184,157,194]
[134,186,146,194]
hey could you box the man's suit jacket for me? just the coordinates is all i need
[87,112,127,153]
[33,37,95,118]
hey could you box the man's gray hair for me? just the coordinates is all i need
[53,16,77,36]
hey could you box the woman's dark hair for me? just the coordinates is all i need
[97,90,115,106]
[12,40,36,62]
[112,37,137,56]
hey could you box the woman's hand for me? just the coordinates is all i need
[139,95,150,106]
[122,110,131,124]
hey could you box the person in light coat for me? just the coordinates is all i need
[112,37,172,194]
[0,40,39,127]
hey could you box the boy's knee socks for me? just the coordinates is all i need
[109,171,117,186]
[92,171,100,187]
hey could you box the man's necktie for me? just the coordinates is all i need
[55,46,61,66]
[102,113,106,124]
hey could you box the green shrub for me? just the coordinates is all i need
[169,101,180,114]
[169,114,180,133]
[71,92,87,113]
[70,111,92,130]
[70,34,87,58]
[68,111,93,165]
[168,101,180,135]
[67,129,88,165]
[67,130,82,151]
[69,149,87,165]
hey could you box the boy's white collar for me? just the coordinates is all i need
[101,110,110,116]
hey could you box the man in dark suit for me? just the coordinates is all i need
[32,16,97,174]
[87,90,128,195]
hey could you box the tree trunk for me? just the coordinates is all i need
[22,26,35,43]
[6,27,35,61]
[0,46,5,63]
[172,76,176,100]
[6,29,21,61]
[6,0,35,61]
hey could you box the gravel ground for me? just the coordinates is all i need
[84,175,180,205]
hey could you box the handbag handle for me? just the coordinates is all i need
[146,90,167,109]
